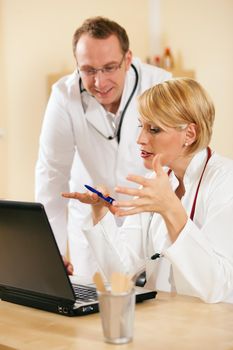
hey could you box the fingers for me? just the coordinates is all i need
[114,185,142,197]
[115,175,152,197]
[114,207,144,217]
[62,256,74,275]
[62,192,85,200]
[61,191,99,204]
[66,263,74,275]
[125,174,149,187]
[108,204,119,215]
[152,154,164,175]
[62,184,113,206]
[112,199,137,208]
[95,185,109,198]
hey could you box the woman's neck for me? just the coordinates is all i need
[172,153,194,182]
[175,179,185,199]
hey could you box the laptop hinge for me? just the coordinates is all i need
[0,286,75,315]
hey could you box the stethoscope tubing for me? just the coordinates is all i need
[78,64,139,143]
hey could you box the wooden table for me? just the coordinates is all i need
[0,292,233,350]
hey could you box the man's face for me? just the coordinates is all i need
[75,34,132,113]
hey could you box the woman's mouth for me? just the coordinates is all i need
[140,150,154,158]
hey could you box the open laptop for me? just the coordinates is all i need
[0,200,157,316]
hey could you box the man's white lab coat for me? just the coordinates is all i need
[35,58,171,276]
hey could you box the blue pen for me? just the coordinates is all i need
[84,185,115,204]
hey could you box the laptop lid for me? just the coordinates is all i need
[0,200,156,316]
[0,200,85,312]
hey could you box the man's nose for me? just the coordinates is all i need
[93,70,108,87]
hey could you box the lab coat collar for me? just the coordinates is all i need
[168,149,211,189]
[183,148,211,186]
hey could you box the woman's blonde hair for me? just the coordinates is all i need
[138,78,215,154]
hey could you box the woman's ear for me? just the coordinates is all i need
[184,123,197,146]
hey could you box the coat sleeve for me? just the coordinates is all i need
[83,212,146,281]
[35,84,76,254]
[164,201,233,303]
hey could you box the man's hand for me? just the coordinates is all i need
[62,255,74,275]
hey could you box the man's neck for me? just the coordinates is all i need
[103,99,121,114]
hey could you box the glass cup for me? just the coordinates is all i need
[97,288,135,344]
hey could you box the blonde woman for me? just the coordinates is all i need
[63,78,233,303]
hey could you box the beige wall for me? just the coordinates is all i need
[0,0,233,201]
[158,0,233,157]
[0,0,149,200]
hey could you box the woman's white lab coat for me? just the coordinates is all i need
[35,58,171,276]
[83,150,233,303]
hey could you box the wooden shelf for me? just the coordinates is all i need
[169,68,195,78]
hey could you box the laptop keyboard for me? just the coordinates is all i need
[72,283,98,302]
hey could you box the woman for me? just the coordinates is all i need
[63,78,233,303]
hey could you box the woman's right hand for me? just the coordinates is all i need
[62,189,101,205]
[62,186,117,224]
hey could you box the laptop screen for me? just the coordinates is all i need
[0,200,75,302]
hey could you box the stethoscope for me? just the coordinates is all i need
[148,147,213,261]
[78,63,139,143]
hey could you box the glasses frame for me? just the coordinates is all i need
[77,54,125,78]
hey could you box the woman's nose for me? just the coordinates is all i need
[137,128,148,145]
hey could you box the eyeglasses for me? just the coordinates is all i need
[78,55,125,77]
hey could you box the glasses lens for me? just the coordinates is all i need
[79,55,125,77]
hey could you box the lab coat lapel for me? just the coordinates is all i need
[84,96,113,138]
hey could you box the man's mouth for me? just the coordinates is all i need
[95,87,113,97]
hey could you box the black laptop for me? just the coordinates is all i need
[0,200,156,316]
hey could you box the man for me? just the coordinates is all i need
[35,16,171,277]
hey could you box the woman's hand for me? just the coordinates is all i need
[62,186,117,224]
[62,189,102,205]
[113,155,176,216]
[113,155,188,241]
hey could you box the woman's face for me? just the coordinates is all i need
[137,117,188,170]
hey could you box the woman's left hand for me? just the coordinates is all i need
[114,154,188,241]
[113,154,179,217]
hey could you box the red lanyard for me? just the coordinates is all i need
[168,147,212,221]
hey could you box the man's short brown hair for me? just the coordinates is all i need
[72,16,129,56]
